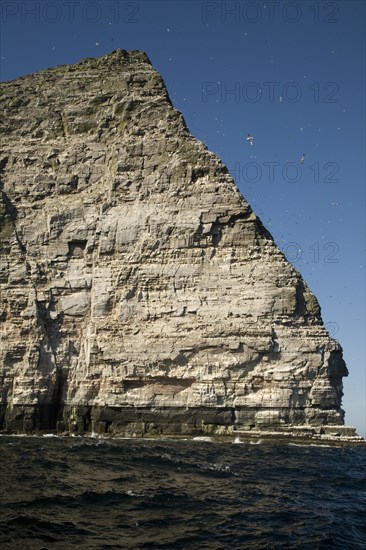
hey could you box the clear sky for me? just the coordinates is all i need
[1,0,365,436]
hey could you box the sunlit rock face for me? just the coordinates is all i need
[0,50,349,436]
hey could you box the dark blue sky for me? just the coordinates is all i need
[1,0,365,435]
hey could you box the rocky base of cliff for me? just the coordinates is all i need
[1,403,361,446]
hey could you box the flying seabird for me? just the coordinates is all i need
[300,153,305,164]
[246,133,254,146]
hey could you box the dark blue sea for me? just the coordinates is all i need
[0,436,365,549]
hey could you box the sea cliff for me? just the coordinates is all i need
[0,50,358,441]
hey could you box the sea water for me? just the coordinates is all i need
[1,436,365,549]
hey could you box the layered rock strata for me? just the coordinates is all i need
[0,50,352,437]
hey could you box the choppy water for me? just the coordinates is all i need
[0,436,365,549]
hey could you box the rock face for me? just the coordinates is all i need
[0,50,350,437]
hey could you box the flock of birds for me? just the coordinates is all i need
[246,133,305,164]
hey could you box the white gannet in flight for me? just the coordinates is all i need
[300,153,305,164]
[246,133,254,146]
